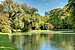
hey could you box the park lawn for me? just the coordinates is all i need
[0,34,18,50]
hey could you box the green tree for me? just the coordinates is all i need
[0,14,11,33]
[46,8,65,29]
[63,0,75,30]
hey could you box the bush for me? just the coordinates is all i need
[2,28,11,33]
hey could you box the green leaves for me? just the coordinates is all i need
[2,0,75,32]
[46,8,64,29]
[64,0,75,29]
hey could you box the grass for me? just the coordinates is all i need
[0,30,75,35]
[0,32,9,34]
[13,30,57,35]
[0,35,18,50]
[27,30,75,34]
[12,30,75,35]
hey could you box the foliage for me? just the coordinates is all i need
[0,0,44,32]
[45,2,75,29]
[0,14,11,32]
[45,8,65,29]
[63,0,75,29]
[0,0,75,33]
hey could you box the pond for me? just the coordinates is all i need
[9,33,75,50]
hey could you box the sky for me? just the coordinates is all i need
[0,0,4,3]
[0,0,68,16]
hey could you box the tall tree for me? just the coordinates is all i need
[64,0,75,29]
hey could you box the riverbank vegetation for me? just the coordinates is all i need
[0,0,75,33]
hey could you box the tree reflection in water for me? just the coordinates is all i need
[51,34,75,50]
[10,33,75,50]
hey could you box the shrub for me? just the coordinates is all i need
[2,28,11,33]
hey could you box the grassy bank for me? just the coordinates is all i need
[0,30,75,35]
[13,30,57,35]
[0,35,18,50]
[12,30,75,35]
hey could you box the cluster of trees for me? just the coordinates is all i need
[66,0,75,30]
[0,0,47,33]
[0,0,75,33]
[45,8,72,29]
[45,0,75,30]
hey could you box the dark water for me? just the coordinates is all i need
[11,34,75,50]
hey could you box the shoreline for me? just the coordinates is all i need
[0,30,75,35]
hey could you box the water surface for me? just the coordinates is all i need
[11,33,75,50]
